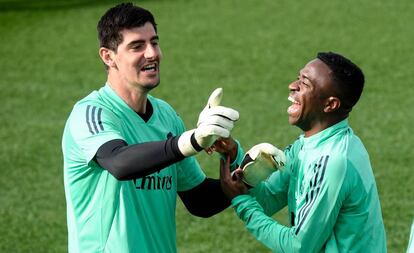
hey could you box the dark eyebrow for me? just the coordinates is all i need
[126,35,159,48]
[298,70,313,84]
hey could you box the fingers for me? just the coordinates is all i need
[220,157,225,180]
[202,106,240,122]
[205,146,215,155]
[219,155,231,181]
[204,138,230,155]
[198,115,235,131]
[246,143,285,164]
[234,168,243,177]
[206,88,223,108]
[195,124,230,139]
[230,168,243,180]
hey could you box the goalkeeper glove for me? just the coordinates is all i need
[178,88,239,157]
[237,143,286,187]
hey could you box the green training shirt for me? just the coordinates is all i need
[232,119,387,253]
[62,84,206,253]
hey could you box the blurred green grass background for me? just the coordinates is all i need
[0,0,413,252]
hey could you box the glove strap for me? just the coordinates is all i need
[190,133,203,152]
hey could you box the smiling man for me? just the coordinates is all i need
[62,3,240,253]
[218,52,387,252]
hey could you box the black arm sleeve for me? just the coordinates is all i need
[178,178,231,218]
[95,137,185,180]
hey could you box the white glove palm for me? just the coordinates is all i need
[238,143,286,187]
[178,88,239,157]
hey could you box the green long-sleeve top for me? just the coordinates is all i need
[232,119,387,253]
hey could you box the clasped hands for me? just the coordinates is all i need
[179,88,285,200]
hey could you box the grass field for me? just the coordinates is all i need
[0,0,413,252]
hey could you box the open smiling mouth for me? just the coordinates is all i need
[287,96,301,114]
[141,63,157,72]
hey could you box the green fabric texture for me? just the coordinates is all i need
[62,84,205,253]
[232,119,387,253]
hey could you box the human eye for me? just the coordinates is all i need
[132,44,144,50]
[297,77,308,87]
[301,77,312,87]
[129,42,144,51]
[151,39,159,47]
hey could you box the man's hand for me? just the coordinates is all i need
[178,88,239,157]
[239,143,286,187]
[220,155,248,200]
[205,136,238,158]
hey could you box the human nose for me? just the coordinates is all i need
[288,80,299,91]
[144,44,158,59]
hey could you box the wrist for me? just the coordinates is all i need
[227,140,244,170]
[178,129,201,157]
[228,140,238,163]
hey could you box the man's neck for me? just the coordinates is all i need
[107,78,148,114]
[303,115,348,137]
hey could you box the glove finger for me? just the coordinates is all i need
[206,88,223,108]
[197,116,234,131]
[261,143,281,156]
[272,149,286,167]
[262,144,286,165]
[247,143,286,166]
[201,106,239,121]
[247,143,277,160]
[196,124,230,138]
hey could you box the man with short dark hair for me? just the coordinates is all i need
[62,3,239,252]
[219,52,387,252]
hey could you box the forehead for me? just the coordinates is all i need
[300,59,333,88]
[119,22,157,43]
[301,59,331,79]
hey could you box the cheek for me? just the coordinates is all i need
[127,56,141,67]
[305,99,324,115]
[119,52,142,68]
[301,99,317,116]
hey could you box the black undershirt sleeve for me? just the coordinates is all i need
[178,178,231,218]
[96,138,230,217]
[95,137,185,180]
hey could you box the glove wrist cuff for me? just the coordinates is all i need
[190,132,203,152]
[178,129,199,157]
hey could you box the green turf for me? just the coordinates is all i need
[0,0,413,252]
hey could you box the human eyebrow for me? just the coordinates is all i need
[126,40,145,49]
[298,72,312,85]
[150,35,159,42]
[127,35,159,48]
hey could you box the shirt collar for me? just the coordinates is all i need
[300,119,350,149]
[100,83,131,112]
[100,83,155,123]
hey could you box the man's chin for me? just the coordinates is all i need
[142,80,160,91]
[288,115,297,126]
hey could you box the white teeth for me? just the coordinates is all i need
[288,96,299,104]
[143,63,156,70]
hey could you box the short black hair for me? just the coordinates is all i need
[317,52,365,111]
[97,2,157,51]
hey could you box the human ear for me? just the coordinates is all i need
[324,97,341,113]
[99,47,117,68]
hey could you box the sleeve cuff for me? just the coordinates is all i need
[231,194,265,221]
[231,194,253,207]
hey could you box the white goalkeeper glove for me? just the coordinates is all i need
[236,143,286,187]
[178,88,239,157]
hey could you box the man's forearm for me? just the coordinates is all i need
[95,137,185,180]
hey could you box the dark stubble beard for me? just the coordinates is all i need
[141,79,160,92]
